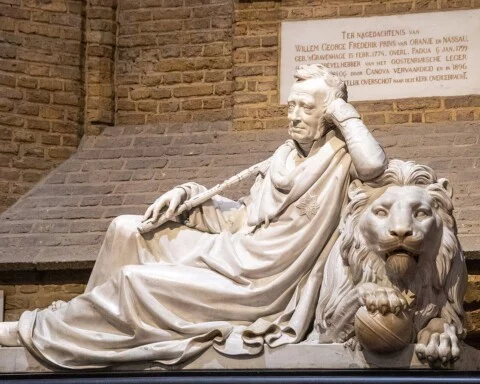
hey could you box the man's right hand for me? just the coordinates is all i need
[142,187,187,224]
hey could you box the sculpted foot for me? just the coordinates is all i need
[415,320,460,366]
[0,321,21,347]
[304,328,320,344]
[344,337,362,351]
[48,300,67,312]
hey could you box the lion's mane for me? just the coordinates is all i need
[316,160,467,337]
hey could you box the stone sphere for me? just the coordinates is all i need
[354,306,413,353]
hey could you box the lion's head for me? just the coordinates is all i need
[317,160,467,336]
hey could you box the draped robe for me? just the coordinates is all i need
[17,134,352,369]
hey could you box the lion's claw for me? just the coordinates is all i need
[361,286,407,315]
[416,322,460,366]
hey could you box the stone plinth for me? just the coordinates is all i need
[0,344,478,373]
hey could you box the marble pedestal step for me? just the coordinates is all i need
[0,343,478,373]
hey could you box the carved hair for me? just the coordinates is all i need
[318,160,467,336]
[294,64,348,103]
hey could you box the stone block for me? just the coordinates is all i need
[151,8,191,20]
[425,111,452,123]
[289,7,313,18]
[441,0,471,8]
[173,84,213,98]
[235,93,268,104]
[445,96,480,109]
[0,115,24,127]
[38,79,63,91]
[415,0,437,10]
[17,103,40,116]
[51,121,77,134]
[89,7,116,20]
[0,73,16,87]
[17,77,37,89]
[0,98,13,112]
[0,4,30,19]
[182,99,203,110]
[456,110,475,121]
[388,1,414,12]
[363,114,386,125]
[396,99,441,111]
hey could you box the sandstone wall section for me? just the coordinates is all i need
[0,0,85,213]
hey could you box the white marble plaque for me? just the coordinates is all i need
[280,10,480,103]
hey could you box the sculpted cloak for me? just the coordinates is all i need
[17,133,352,369]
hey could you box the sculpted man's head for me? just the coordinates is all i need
[287,64,347,146]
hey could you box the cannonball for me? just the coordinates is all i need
[354,306,413,354]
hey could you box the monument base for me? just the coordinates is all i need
[0,343,478,373]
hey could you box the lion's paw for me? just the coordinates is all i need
[415,323,460,366]
[362,286,407,315]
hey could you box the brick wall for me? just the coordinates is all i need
[2,0,480,213]
[232,0,480,131]
[0,0,85,213]
[115,0,234,126]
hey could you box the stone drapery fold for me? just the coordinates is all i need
[18,135,352,369]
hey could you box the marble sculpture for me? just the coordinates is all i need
[313,160,466,364]
[0,64,467,369]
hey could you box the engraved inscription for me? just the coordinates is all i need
[280,10,480,102]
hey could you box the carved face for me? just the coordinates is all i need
[358,186,443,282]
[287,77,330,145]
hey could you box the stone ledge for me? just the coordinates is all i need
[0,343,478,373]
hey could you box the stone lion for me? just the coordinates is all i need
[314,159,467,365]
